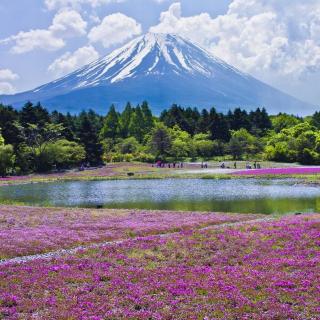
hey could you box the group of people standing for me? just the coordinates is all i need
[245,161,261,169]
[153,161,184,169]
[220,161,262,169]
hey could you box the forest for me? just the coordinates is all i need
[0,101,320,176]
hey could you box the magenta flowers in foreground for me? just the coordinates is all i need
[0,214,319,319]
[234,166,320,176]
[0,206,260,259]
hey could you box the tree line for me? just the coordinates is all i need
[0,101,319,176]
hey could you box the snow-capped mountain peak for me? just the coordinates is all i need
[1,33,315,115]
[35,33,245,93]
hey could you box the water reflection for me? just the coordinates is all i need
[1,178,319,214]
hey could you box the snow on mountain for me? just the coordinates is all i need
[0,33,316,115]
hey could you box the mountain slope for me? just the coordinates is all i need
[0,33,316,114]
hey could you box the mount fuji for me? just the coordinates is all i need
[0,33,316,115]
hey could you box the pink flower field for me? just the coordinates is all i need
[234,167,320,176]
[0,206,260,259]
[0,214,319,319]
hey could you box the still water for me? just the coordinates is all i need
[1,179,320,214]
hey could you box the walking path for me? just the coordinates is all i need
[0,217,274,266]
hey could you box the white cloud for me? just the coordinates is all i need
[0,69,19,81]
[88,13,142,48]
[150,1,320,77]
[45,0,164,9]
[0,68,19,94]
[0,82,15,95]
[2,30,66,54]
[49,9,87,37]
[45,0,125,10]
[0,9,87,54]
[48,45,99,76]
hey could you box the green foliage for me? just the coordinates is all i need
[117,137,140,154]
[249,108,272,135]
[120,103,133,138]
[20,102,50,127]
[0,132,4,146]
[78,112,103,165]
[22,123,65,172]
[271,113,301,133]
[141,101,154,134]
[169,126,193,160]
[100,104,120,141]
[265,122,320,164]
[209,108,230,141]
[149,123,172,159]
[129,106,145,143]
[0,104,21,146]
[311,111,320,129]
[228,129,262,160]
[193,134,215,159]
[0,100,319,174]
[45,140,86,169]
[0,143,15,177]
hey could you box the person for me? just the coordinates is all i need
[234,162,237,169]
[180,162,184,168]
[254,161,257,169]
[221,162,225,169]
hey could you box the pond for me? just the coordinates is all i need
[1,178,320,214]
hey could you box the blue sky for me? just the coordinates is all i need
[1,0,320,106]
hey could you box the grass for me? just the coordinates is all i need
[1,167,320,189]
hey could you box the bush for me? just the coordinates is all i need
[44,139,86,169]
[0,144,15,177]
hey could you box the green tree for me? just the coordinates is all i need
[117,137,140,154]
[0,144,15,177]
[271,113,301,133]
[0,104,22,146]
[22,123,64,171]
[193,133,214,159]
[169,126,193,160]
[265,122,320,164]
[120,103,133,138]
[227,108,252,131]
[20,102,50,128]
[149,123,172,159]
[311,111,320,129]
[129,106,145,143]
[51,111,75,141]
[0,131,15,177]
[197,109,211,133]
[228,128,261,160]
[100,104,120,142]
[45,139,86,169]
[209,108,230,142]
[78,113,103,165]
[249,108,272,135]
[141,101,154,134]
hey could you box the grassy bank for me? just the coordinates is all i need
[0,162,320,187]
